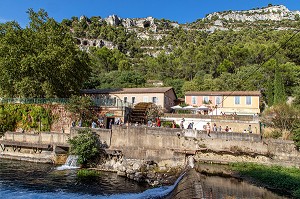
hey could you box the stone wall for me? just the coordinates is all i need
[98,125,300,167]
[2,125,300,167]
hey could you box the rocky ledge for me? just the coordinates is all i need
[97,156,182,186]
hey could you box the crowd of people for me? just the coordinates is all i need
[71,117,255,134]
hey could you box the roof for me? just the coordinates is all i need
[185,91,261,96]
[81,87,175,95]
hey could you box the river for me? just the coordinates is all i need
[0,159,287,199]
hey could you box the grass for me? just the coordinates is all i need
[77,169,101,181]
[230,163,300,198]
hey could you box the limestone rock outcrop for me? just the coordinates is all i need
[206,5,300,22]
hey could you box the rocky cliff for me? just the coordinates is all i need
[73,5,300,54]
[206,5,300,22]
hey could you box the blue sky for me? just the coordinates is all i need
[0,0,299,27]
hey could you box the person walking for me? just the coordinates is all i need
[206,122,211,137]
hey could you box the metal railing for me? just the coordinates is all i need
[0,98,133,108]
[0,98,69,104]
[93,98,133,108]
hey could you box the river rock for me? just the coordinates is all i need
[132,162,141,171]
[126,169,135,174]
[146,171,156,179]
[127,174,134,180]
[117,171,126,177]
[113,161,122,170]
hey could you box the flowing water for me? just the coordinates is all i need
[0,159,288,199]
[56,155,80,170]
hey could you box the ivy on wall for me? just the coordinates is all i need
[0,104,54,133]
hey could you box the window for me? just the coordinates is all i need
[124,97,127,103]
[234,96,240,105]
[216,96,222,105]
[143,96,148,102]
[132,97,136,104]
[192,96,197,105]
[203,96,209,104]
[152,97,158,104]
[246,96,252,105]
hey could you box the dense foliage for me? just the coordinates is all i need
[231,163,300,198]
[0,9,91,98]
[60,13,300,104]
[65,95,96,126]
[68,129,101,166]
[262,103,300,146]
[1,8,300,105]
[0,104,53,133]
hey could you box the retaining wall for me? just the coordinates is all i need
[2,126,300,167]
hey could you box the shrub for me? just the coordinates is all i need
[68,129,101,167]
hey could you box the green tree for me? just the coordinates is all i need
[273,68,286,105]
[261,103,299,132]
[0,9,91,98]
[68,129,101,166]
[65,95,95,125]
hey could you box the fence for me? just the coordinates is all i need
[0,98,133,108]
[0,98,69,104]
[93,98,133,108]
[164,113,258,121]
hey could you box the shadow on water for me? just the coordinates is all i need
[194,163,288,199]
[0,159,150,196]
[0,159,289,199]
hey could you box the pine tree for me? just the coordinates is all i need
[266,81,274,106]
[273,68,286,105]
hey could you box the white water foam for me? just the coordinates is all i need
[56,155,80,170]
[187,156,195,168]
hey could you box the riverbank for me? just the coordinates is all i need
[194,163,299,199]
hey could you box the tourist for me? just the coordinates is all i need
[213,123,217,132]
[218,126,222,132]
[225,125,229,132]
[172,120,176,128]
[156,117,161,127]
[248,125,252,133]
[147,120,152,127]
[228,128,232,132]
[78,119,82,127]
[91,121,96,128]
[206,122,211,137]
[243,129,247,133]
[180,120,184,129]
[109,119,113,129]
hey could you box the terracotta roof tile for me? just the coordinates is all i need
[81,87,174,94]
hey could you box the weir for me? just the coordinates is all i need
[56,155,79,170]
[1,125,300,167]
[0,132,70,164]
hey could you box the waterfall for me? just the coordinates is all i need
[187,155,195,168]
[56,155,80,170]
